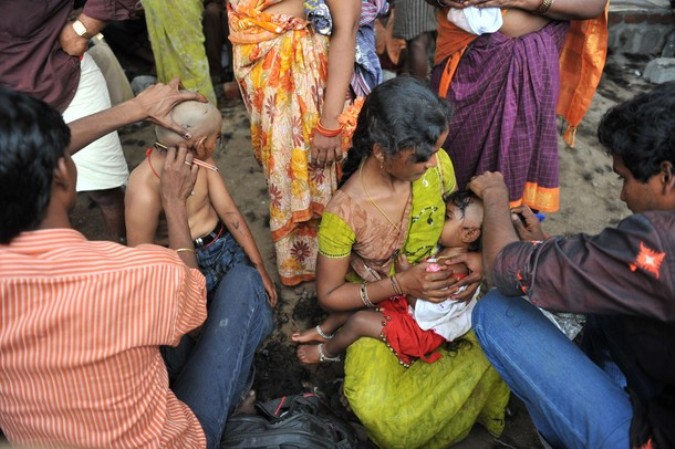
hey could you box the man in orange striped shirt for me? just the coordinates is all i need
[0,83,273,449]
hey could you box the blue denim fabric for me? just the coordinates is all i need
[162,265,274,449]
[472,290,633,449]
[196,231,249,293]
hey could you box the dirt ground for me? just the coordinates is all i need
[68,51,653,448]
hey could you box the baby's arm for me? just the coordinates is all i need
[206,164,278,306]
[125,167,162,247]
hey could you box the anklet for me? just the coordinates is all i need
[318,343,341,363]
[315,325,334,340]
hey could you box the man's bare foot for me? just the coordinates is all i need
[296,343,341,364]
[233,389,257,415]
[291,325,333,344]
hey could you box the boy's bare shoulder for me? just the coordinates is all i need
[127,159,161,203]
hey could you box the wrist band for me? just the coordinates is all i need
[535,0,553,15]
[360,283,375,308]
[390,274,403,295]
[315,121,343,138]
[176,247,196,254]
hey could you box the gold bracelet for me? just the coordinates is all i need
[535,0,553,15]
[176,247,196,254]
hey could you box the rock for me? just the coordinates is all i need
[643,57,675,84]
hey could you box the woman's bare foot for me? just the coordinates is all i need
[296,343,341,364]
[291,324,332,344]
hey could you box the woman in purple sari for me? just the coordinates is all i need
[429,0,608,213]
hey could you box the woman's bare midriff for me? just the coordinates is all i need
[230,0,305,18]
[499,9,550,38]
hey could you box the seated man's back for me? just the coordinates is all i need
[0,231,207,448]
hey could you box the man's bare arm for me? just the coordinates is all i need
[67,79,206,155]
[467,172,519,287]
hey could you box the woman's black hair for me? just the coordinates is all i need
[340,77,451,186]
[598,81,675,182]
[0,87,71,243]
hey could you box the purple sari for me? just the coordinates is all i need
[431,21,569,212]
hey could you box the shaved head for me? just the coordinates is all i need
[155,100,222,147]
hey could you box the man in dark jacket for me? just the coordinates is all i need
[466,82,675,448]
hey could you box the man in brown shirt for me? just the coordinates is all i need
[466,82,675,449]
[0,0,140,242]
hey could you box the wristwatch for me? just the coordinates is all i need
[72,19,93,39]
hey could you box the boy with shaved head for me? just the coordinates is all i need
[126,100,277,305]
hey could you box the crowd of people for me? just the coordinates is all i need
[1,0,673,448]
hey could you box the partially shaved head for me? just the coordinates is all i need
[155,100,222,149]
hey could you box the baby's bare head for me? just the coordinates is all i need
[155,100,222,159]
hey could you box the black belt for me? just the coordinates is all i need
[193,220,225,248]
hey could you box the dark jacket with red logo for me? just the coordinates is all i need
[494,211,675,449]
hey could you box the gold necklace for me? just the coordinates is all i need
[360,160,403,233]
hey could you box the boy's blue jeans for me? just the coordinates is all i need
[472,290,633,449]
[196,231,248,294]
[162,264,274,449]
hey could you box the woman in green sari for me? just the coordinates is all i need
[297,77,509,448]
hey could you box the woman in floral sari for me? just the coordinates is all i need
[228,0,361,286]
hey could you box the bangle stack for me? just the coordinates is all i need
[535,0,553,15]
[315,121,343,137]
[360,282,375,308]
[390,274,403,295]
[176,247,196,254]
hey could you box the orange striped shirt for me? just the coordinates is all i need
[0,229,208,449]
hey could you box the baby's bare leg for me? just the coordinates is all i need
[296,310,385,364]
[291,311,352,343]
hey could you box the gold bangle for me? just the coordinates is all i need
[535,0,553,15]
[176,247,196,254]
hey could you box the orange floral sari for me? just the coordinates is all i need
[229,0,338,285]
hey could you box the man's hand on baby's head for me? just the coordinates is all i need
[467,171,509,200]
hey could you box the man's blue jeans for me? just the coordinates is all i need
[472,290,633,449]
[162,264,274,449]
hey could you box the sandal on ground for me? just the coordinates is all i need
[319,343,341,363]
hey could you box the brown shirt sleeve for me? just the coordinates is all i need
[493,212,675,323]
[83,0,139,21]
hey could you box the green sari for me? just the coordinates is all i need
[143,0,217,104]
[319,150,509,448]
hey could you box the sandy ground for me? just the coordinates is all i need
[64,51,654,448]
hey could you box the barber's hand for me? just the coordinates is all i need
[441,252,483,302]
[511,205,548,241]
[397,261,458,303]
[59,22,88,56]
[310,117,343,167]
[467,171,509,200]
[134,78,208,139]
[160,144,199,204]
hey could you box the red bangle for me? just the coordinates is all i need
[315,121,343,137]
